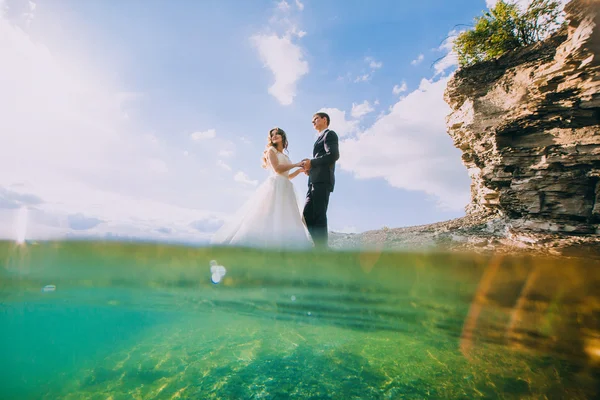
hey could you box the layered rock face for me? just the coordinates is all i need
[445,0,600,234]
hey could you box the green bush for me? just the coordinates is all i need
[453,0,563,67]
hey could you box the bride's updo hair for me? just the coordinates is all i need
[261,127,289,168]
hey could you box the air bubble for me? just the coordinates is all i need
[42,284,56,293]
[211,273,223,284]
[209,260,226,284]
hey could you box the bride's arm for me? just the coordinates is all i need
[267,149,302,173]
[289,168,305,179]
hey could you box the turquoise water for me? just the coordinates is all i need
[1,241,599,399]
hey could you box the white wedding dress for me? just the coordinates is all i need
[210,148,313,249]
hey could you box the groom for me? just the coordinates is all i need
[302,112,339,249]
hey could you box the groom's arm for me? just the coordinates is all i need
[310,130,339,167]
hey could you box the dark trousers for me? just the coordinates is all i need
[303,183,331,248]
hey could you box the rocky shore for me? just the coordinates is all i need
[329,211,600,258]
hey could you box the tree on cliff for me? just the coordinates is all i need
[453,0,563,67]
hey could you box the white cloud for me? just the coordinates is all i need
[251,2,308,105]
[318,107,359,137]
[339,77,471,211]
[337,72,351,81]
[1,0,36,27]
[190,129,216,140]
[1,13,129,183]
[365,56,383,69]
[351,57,383,83]
[411,54,424,65]
[393,81,408,95]
[219,149,234,157]
[147,158,169,174]
[433,30,460,76]
[251,33,308,105]
[353,73,371,83]
[351,100,375,119]
[190,216,224,233]
[0,182,229,242]
[217,160,232,171]
[295,0,304,11]
[0,5,234,242]
[234,171,258,186]
[277,0,291,12]
[145,133,160,146]
[24,0,35,26]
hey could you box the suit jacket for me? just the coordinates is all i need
[309,129,340,192]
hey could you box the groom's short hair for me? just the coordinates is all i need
[314,112,330,126]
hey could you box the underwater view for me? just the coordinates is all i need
[1,241,599,399]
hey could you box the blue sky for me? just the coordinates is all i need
[0,0,513,242]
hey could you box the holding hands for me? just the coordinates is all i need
[297,159,311,174]
[289,158,311,179]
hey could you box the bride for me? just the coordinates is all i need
[210,127,313,249]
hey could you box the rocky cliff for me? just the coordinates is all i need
[445,0,600,235]
[331,0,600,255]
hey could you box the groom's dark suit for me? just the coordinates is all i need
[303,128,339,248]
